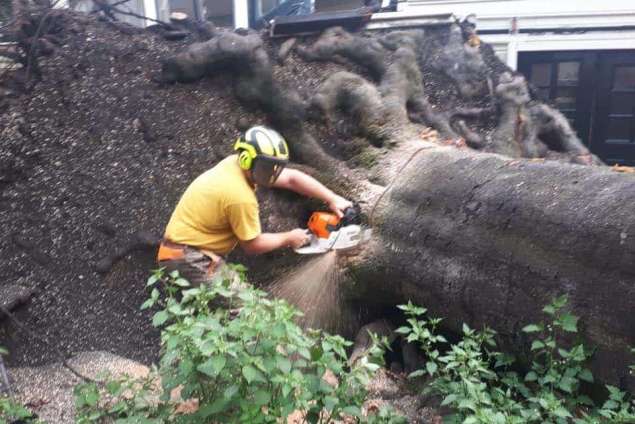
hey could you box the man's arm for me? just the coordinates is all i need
[273,168,352,217]
[239,230,309,256]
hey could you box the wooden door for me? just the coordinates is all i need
[593,53,635,165]
[518,51,595,148]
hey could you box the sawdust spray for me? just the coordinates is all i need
[271,251,349,332]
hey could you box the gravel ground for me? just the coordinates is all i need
[9,353,440,423]
[9,351,149,423]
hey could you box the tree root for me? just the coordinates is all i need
[163,23,599,167]
[162,31,337,171]
[491,73,600,164]
[428,24,489,98]
[311,71,388,145]
[296,27,386,81]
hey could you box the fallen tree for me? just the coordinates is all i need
[0,7,632,392]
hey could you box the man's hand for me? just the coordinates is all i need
[328,195,353,218]
[287,229,311,249]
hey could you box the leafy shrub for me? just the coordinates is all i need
[398,296,635,423]
[75,267,404,423]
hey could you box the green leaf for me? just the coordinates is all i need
[253,389,271,406]
[531,340,545,351]
[276,356,292,374]
[426,361,438,376]
[173,277,191,288]
[408,369,425,379]
[106,380,122,396]
[197,356,226,377]
[543,305,556,316]
[298,347,311,360]
[559,313,579,333]
[522,324,541,333]
[146,274,160,286]
[224,385,239,399]
[342,406,362,417]
[323,396,339,411]
[553,407,572,418]
[578,368,594,383]
[199,398,228,416]
[441,394,457,406]
[0,346,7,356]
[152,310,169,327]
[140,298,153,310]
[524,371,538,382]
[242,365,265,383]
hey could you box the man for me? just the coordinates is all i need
[157,126,352,286]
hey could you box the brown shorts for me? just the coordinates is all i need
[157,241,247,294]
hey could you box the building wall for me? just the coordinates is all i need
[390,0,635,69]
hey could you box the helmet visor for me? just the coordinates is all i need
[252,156,287,187]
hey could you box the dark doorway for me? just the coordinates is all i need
[519,50,635,166]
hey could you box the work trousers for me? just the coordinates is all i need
[157,242,248,304]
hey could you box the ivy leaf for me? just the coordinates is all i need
[426,361,438,376]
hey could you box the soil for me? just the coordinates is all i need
[0,11,267,366]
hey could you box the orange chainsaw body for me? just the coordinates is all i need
[307,212,341,239]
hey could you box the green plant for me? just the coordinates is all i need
[75,267,402,423]
[0,396,40,424]
[398,297,635,423]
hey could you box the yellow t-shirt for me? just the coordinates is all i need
[164,155,261,255]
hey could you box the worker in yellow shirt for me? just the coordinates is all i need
[157,126,352,287]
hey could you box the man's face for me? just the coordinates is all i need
[251,157,286,187]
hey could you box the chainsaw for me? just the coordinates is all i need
[294,205,372,255]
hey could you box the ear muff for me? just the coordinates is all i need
[238,150,253,170]
[234,138,258,170]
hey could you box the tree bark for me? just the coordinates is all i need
[348,146,635,390]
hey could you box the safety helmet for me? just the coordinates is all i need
[234,126,290,187]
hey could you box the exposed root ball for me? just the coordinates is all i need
[297,27,387,80]
[312,71,388,145]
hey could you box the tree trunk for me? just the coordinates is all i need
[346,145,635,390]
